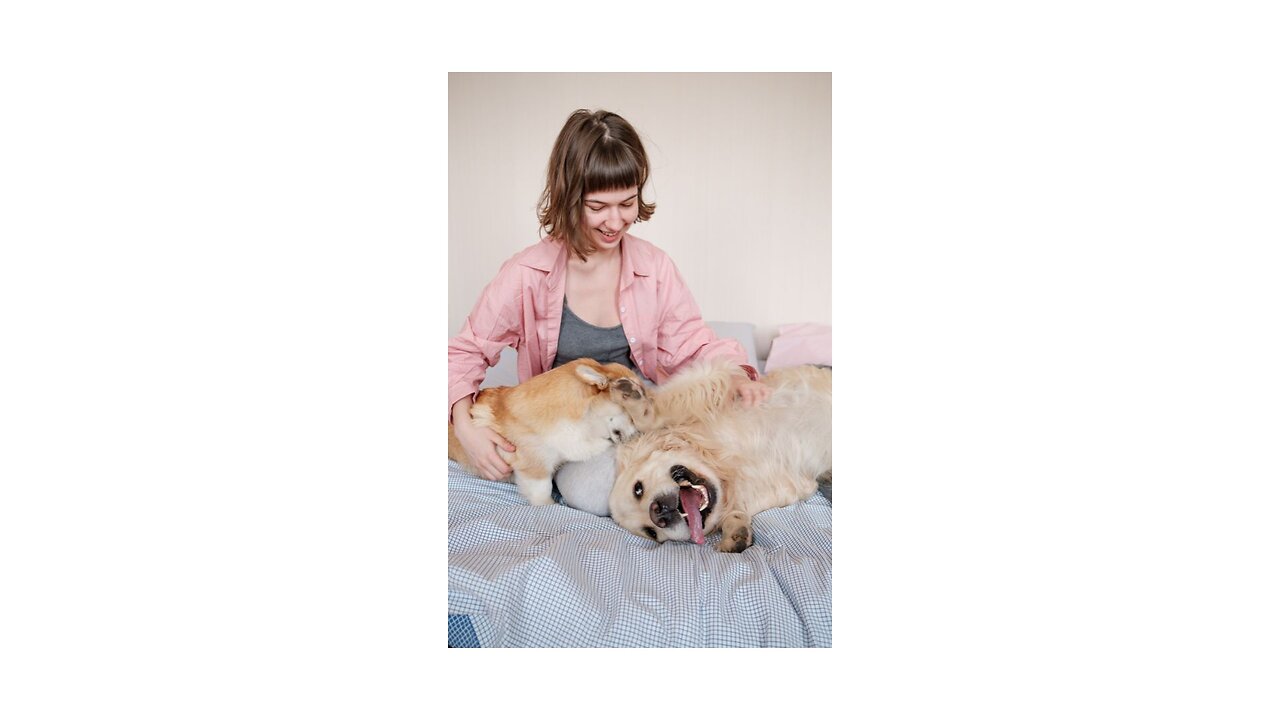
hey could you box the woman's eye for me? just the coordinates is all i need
[633,481,644,497]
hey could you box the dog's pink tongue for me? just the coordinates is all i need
[679,486,705,545]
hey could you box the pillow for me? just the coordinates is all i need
[764,323,832,372]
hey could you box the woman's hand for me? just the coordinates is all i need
[451,398,516,480]
[732,376,773,408]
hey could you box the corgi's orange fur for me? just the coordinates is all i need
[448,358,655,505]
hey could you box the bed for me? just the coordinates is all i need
[447,322,833,648]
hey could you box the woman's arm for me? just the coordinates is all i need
[447,261,528,472]
[447,261,525,421]
[450,395,515,480]
[652,258,772,407]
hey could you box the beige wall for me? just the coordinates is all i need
[448,72,831,360]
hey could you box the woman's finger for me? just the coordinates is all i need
[487,429,516,453]
[484,460,504,481]
[488,452,511,478]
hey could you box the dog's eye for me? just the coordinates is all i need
[644,527,657,540]
[633,481,643,497]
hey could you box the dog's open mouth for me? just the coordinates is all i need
[672,465,715,545]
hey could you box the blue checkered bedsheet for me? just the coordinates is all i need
[448,460,832,647]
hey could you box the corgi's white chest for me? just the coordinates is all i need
[541,418,612,463]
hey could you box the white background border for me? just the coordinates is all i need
[2,2,1277,717]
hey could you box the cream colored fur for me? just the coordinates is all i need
[609,361,832,552]
[448,358,654,506]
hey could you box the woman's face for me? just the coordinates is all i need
[581,186,639,251]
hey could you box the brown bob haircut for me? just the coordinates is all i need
[537,109,657,262]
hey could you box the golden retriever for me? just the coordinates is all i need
[609,361,831,552]
[448,358,654,506]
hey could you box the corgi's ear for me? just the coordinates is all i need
[574,363,610,390]
[610,376,645,401]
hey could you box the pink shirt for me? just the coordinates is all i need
[448,234,748,417]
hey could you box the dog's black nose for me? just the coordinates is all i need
[649,494,680,528]
[670,465,690,483]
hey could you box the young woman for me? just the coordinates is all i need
[448,109,770,503]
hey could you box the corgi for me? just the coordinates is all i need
[449,358,654,506]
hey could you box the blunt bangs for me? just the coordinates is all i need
[582,141,644,196]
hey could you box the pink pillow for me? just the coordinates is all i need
[764,323,832,372]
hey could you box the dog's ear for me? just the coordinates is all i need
[574,363,610,390]
[610,376,645,401]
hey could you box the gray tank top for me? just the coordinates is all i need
[552,299,638,373]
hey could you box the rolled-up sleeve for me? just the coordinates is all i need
[447,263,524,420]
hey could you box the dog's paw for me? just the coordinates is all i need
[716,512,753,553]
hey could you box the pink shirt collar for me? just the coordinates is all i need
[518,234,653,290]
